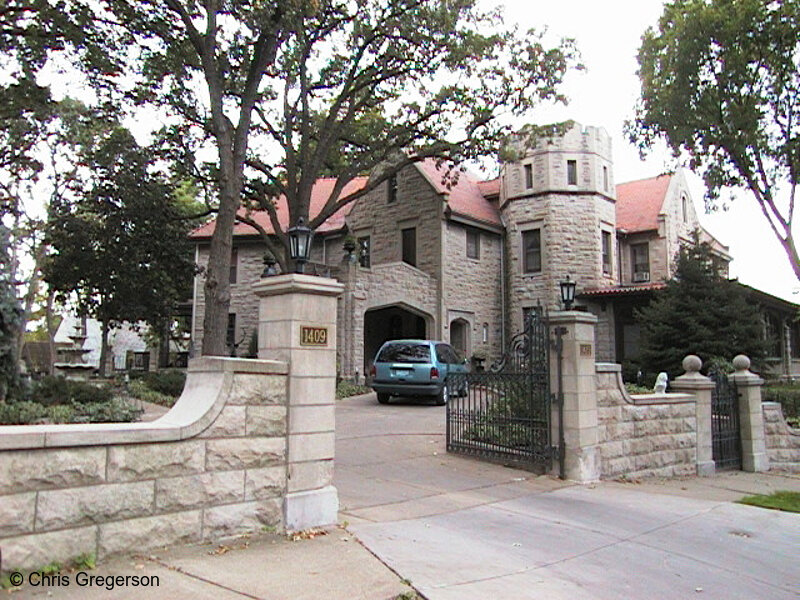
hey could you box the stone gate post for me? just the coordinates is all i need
[730,355,769,472]
[671,355,715,476]
[549,311,600,482]
[253,273,344,531]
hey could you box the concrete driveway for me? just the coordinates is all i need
[335,392,800,600]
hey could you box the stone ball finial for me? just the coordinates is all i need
[682,355,702,373]
[732,354,751,372]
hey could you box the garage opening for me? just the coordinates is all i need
[364,306,428,372]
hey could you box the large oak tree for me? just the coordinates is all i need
[630,0,800,280]
[60,0,579,355]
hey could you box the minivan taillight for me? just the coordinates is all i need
[369,365,376,378]
[430,366,440,380]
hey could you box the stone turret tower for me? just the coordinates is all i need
[500,122,617,330]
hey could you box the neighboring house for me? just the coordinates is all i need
[53,316,151,372]
[189,122,800,379]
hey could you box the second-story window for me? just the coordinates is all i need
[567,160,577,185]
[602,230,612,275]
[522,229,542,273]
[631,243,650,281]
[229,247,238,284]
[524,163,533,189]
[603,166,609,192]
[681,194,688,222]
[466,228,480,259]
[402,227,416,266]
[358,236,371,268]
[388,174,398,203]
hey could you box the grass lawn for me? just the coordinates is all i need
[737,491,800,513]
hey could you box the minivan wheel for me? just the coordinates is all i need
[377,393,390,404]
[435,384,448,406]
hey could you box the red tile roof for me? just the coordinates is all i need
[616,174,672,233]
[191,161,502,239]
[189,177,369,239]
[477,178,501,198]
[417,160,501,227]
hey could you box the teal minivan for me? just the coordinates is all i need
[369,339,469,405]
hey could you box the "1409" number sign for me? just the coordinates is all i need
[300,326,328,346]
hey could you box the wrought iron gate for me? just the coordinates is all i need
[446,310,558,473]
[710,372,742,470]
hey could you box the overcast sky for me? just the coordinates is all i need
[497,0,798,303]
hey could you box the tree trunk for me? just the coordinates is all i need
[99,320,110,377]
[45,291,56,375]
[201,127,241,356]
[159,320,170,369]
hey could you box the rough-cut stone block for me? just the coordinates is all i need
[246,405,287,436]
[228,374,287,405]
[2,526,97,571]
[107,441,205,482]
[199,405,247,438]
[98,511,202,558]
[244,466,285,500]
[0,448,105,494]
[0,492,35,536]
[202,498,282,539]
[205,437,285,471]
[155,471,245,512]
[36,481,155,531]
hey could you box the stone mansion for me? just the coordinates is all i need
[190,122,800,379]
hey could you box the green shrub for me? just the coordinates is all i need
[70,398,142,423]
[0,400,47,424]
[47,404,76,423]
[139,370,186,397]
[336,380,372,399]
[127,379,176,407]
[625,382,653,395]
[32,376,112,406]
[764,384,800,425]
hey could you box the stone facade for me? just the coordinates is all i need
[501,125,617,337]
[191,121,798,378]
[0,358,289,571]
[193,240,269,355]
[763,402,800,473]
[596,365,697,479]
[442,221,504,360]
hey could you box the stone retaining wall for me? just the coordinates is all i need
[595,364,697,479]
[0,357,289,571]
[763,402,800,473]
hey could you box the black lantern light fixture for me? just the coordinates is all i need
[287,217,313,273]
[559,275,577,311]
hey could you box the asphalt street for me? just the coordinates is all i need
[335,392,800,600]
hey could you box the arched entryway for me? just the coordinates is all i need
[363,305,430,372]
[449,318,470,357]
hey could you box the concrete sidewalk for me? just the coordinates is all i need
[4,527,415,600]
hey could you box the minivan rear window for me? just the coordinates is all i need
[377,342,430,363]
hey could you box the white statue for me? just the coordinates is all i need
[654,372,668,394]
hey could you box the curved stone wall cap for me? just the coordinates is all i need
[0,357,280,450]
[189,356,288,374]
[253,273,345,297]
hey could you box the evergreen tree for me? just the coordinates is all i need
[636,241,768,378]
[0,224,22,400]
